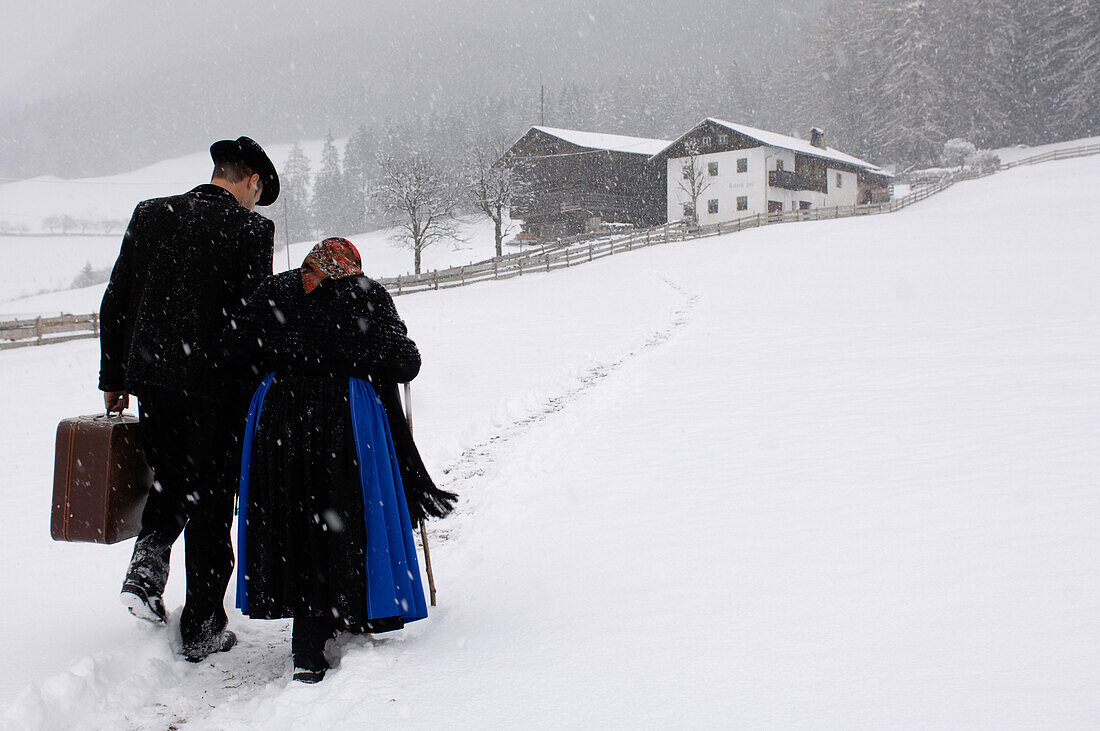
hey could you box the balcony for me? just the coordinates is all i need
[768,170,827,193]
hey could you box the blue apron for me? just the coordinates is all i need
[236,373,428,624]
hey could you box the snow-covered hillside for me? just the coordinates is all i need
[2,154,1099,728]
[0,137,513,310]
[0,219,508,318]
[0,140,341,229]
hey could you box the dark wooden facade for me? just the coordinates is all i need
[502,128,667,241]
[653,119,761,160]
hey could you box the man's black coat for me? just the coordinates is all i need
[99,184,274,401]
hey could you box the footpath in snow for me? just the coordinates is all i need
[2,155,1099,728]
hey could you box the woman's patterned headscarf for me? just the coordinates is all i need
[301,237,363,294]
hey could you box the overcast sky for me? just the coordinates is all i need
[0,0,285,106]
[0,0,826,108]
[0,0,113,104]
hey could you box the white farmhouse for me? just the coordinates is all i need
[650,118,893,225]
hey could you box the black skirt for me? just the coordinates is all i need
[242,372,403,632]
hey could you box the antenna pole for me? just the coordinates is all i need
[282,195,292,270]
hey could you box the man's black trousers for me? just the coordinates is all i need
[132,389,243,646]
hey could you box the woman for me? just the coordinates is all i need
[227,237,456,683]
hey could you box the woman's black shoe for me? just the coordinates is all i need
[291,616,334,682]
[292,650,329,683]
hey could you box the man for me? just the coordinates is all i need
[99,136,278,661]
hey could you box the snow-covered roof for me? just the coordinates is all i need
[652,118,890,175]
[529,126,672,156]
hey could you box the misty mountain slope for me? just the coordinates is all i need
[0,0,816,178]
[3,155,1099,728]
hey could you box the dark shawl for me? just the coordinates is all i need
[225,269,456,522]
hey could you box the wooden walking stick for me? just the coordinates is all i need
[404,382,438,607]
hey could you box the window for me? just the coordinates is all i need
[708,162,719,176]
[799,201,812,210]
[836,172,843,188]
[702,136,712,147]
[707,199,719,214]
[775,159,784,172]
[682,203,694,218]
[736,196,748,211]
[737,157,748,173]
[718,134,729,145]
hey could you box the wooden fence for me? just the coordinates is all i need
[1001,143,1100,169]
[4,140,1099,351]
[0,313,100,350]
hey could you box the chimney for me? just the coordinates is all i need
[810,127,827,150]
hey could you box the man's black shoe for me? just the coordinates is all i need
[121,580,167,625]
[121,539,170,625]
[183,629,237,663]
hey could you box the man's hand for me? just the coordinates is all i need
[104,390,129,414]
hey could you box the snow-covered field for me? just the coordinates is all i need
[0,220,509,318]
[2,152,1099,728]
[0,136,514,311]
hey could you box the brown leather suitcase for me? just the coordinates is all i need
[51,413,153,543]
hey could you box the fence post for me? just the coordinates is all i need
[92,313,99,336]
[518,258,523,276]
[397,275,402,295]
[493,259,498,278]
[664,225,668,245]
[35,316,42,345]
[545,254,550,272]
[565,249,570,267]
[433,271,439,290]
[461,266,465,285]
[627,233,633,251]
[589,244,593,261]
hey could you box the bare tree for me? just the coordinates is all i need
[941,138,976,170]
[468,143,515,258]
[677,140,711,225]
[375,154,462,275]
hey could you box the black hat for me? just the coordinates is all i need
[210,136,280,206]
